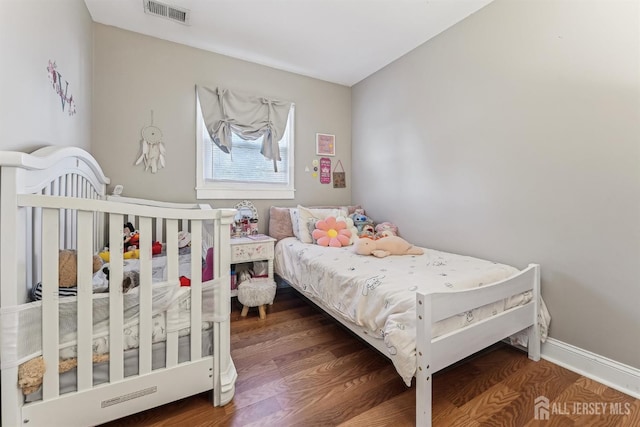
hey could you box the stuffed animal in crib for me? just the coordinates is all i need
[18,353,110,396]
[123,222,140,251]
[102,267,140,293]
[354,236,424,258]
[98,247,140,263]
[375,222,399,239]
[58,249,104,288]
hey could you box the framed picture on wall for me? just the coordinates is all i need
[316,133,336,156]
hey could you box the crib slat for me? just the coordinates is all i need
[109,213,125,382]
[165,219,179,284]
[71,174,79,248]
[155,217,163,243]
[41,208,60,400]
[56,176,65,248]
[190,220,203,360]
[25,207,34,292]
[66,174,74,248]
[77,210,94,391]
[33,206,42,285]
[138,217,153,374]
[165,219,179,367]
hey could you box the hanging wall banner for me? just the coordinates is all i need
[333,160,346,188]
[319,157,331,184]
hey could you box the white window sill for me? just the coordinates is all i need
[196,186,295,200]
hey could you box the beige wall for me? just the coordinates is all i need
[92,24,352,229]
[352,0,640,369]
[0,0,92,152]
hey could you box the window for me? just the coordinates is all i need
[196,97,295,199]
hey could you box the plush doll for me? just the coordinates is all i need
[99,247,141,262]
[19,353,110,395]
[360,224,375,239]
[354,236,424,258]
[336,215,359,245]
[101,267,140,293]
[375,222,399,239]
[123,222,140,251]
[349,213,374,236]
[178,231,191,248]
[58,249,104,288]
[123,249,140,259]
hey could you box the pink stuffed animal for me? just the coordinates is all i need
[354,236,424,258]
[375,222,398,238]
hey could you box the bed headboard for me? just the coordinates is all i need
[0,146,110,305]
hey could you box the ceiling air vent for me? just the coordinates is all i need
[143,0,190,25]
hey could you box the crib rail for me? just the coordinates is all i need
[3,193,235,426]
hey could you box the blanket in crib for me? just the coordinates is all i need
[29,251,194,300]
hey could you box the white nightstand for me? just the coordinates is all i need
[230,235,276,297]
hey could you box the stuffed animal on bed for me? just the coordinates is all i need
[374,222,399,239]
[354,236,424,258]
[59,249,104,288]
[349,213,374,236]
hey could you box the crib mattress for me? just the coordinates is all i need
[25,328,213,402]
[274,237,550,386]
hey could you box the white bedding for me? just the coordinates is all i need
[274,237,550,385]
[9,252,213,368]
[61,251,210,359]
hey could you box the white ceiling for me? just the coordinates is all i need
[84,0,493,87]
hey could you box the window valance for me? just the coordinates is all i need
[196,85,292,171]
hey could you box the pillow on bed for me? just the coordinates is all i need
[296,205,348,244]
[313,205,362,215]
[280,205,361,242]
[268,206,295,241]
[312,216,352,247]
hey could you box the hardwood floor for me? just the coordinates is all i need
[103,288,639,426]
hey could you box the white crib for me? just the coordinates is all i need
[0,146,237,426]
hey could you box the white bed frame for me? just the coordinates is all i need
[0,146,237,426]
[279,258,541,426]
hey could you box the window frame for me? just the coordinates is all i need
[195,97,295,200]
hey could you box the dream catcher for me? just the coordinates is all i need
[135,110,166,173]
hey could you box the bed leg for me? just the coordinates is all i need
[528,264,540,362]
[528,263,541,362]
[415,292,432,427]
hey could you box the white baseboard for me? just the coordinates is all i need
[541,337,640,399]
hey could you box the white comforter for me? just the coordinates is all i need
[275,237,550,386]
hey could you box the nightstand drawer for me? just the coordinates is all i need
[230,240,275,263]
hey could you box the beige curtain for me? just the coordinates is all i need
[196,85,292,171]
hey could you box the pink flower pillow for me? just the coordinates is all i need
[312,216,352,247]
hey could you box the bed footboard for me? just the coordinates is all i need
[415,263,541,426]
